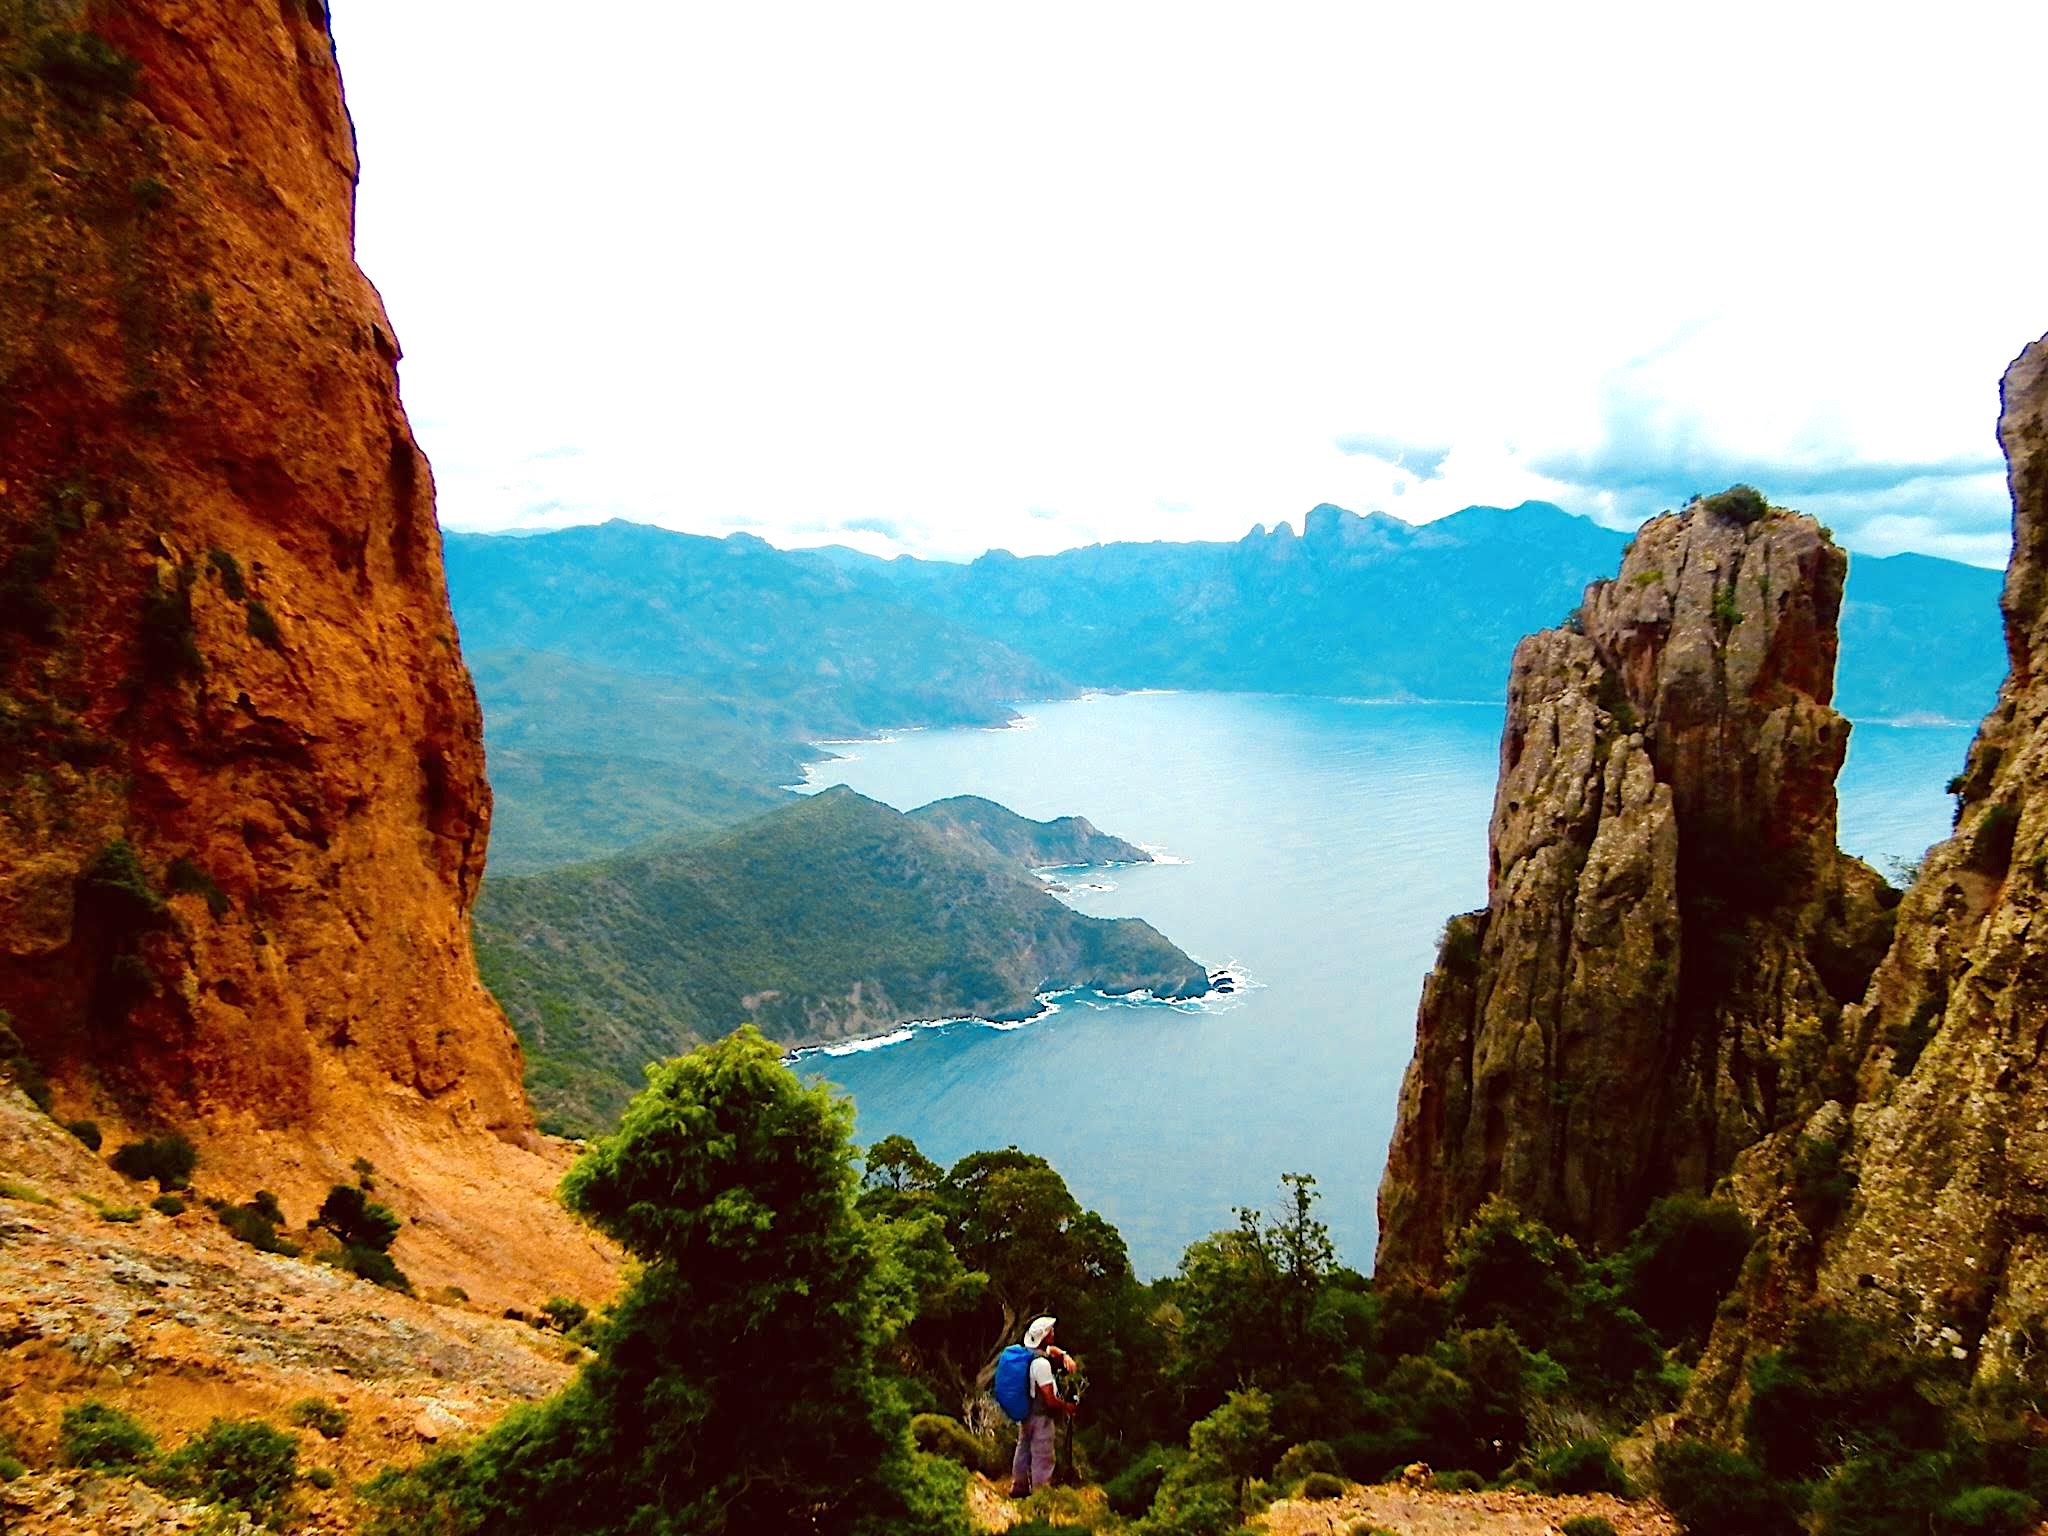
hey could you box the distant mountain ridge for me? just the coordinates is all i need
[445,502,2006,871]
[473,788,1210,1135]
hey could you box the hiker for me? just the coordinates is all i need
[996,1314,1078,1497]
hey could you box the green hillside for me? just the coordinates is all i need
[473,788,1209,1135]
[905,794,1153,868]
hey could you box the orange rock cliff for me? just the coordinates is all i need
[0,1,611,1305]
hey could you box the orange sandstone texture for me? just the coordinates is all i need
[0,1,612,1307]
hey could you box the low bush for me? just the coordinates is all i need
[1434,1469,1484,1491]
[1652,1439,1797,1536]
[908,1413,1002,1477]
[110,1132,198,1191]
[1534,1437,1630,1496]
[1938,1486,2040,1536]
[288,1397,348,1440]
[65,1119,102,1150]
[29,27,140,112]
[315,1184,401,1251]
[1699,485,1771,525]
[220,1200,300,1257]
[1272,1439,1342,1487]
[1562,1519,1618,1536]
[1104,1443,1182,1516]
[100,1204,141,1222]
[306,1465,339,1490]
[538,1296,589,1333]
[61,1401,158,1469]
[150,1193,185,1217]
[339,1243,411,1293]
[1300,1470,1346,1499]
[158,1418,298,1525]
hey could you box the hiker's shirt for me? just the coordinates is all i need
[1027,1353,1057,1416]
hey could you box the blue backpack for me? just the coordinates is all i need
[993,1344,1037,1422]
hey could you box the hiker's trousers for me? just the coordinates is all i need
[1010,1413,1055,1494]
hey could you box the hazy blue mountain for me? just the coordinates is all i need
[445,522,1064,732]
[834,501,2005,717]
[447,503,2007,871]
[473,787,1209,1135]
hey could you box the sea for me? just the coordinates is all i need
[796,692,1973,1280]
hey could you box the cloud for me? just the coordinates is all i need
[1333,433,1451,480]
[838,516,903,539]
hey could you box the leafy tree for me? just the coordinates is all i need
[363,1026,966,1536]
[866,1133,942,1195]
[940,1147,1130,1367]
[315,1184,401,1251]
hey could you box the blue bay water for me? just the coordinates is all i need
[799,693,1972,1279]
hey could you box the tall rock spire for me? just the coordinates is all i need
[1376,489,1895,1281]
[0,3,609,1303]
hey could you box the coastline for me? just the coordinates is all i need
[781,963,1253,1067]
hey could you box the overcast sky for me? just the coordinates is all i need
[330,3,2048,568]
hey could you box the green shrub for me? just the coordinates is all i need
[65,1119,102,1150]
[1711,586,1742,628]
[1938,1487,2040,1536]
[80,840,166,931]
[1535,1437,1630,1495]
[1700,485,1771,525]
[1790,1134,1857,1232]
[1613,1195,1752,1349]
[288,1398,348,1440]
[306,1465,338,1490]
[29,27,140,112]
[100,1203,141,1222]
[250,1189,287,1226]
[0,1451,24,1481]
[1434,1469,1484,1491]
[1273,1440,1341,1486]
[158,1418,298,1524]
[61,1400,158,1469]
[109,1132,197,1190]
[1745,1311,1946,1480]
[908,1413,1001,1477]
[316,1184,401,1251]
[1653,1439,1797,1536]
[1439,914,1483,978]
[150,1193,186,1217]
[166,857,230,918]
[1299,1470,1346,1499]
[539,1296,589,1334]
[0,1012,53,1113]
[206,547,247,599]
[220,1201,300,1257]
[1812,1450,1949,1536]
[339,1244,411,1292]
[0,1177,52,1205]
[1105,1444,1183,1516]
[1562,1519,1618,1536]
[246,600,282,649]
